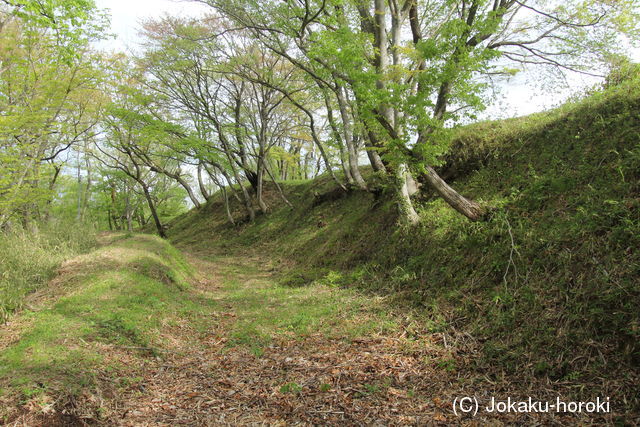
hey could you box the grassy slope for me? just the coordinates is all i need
[0,234,213,422]
[169,77,640,410]
[0,233,412,423]
[0,222,98,321]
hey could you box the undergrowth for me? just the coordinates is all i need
[210,255,399,357]
[0,221,98,322]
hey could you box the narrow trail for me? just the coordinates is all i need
[113,248,456,426]
[1,237,610,425]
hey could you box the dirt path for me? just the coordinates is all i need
[2,239,606,426]
[3,237,615,426]
[112,250,460,426]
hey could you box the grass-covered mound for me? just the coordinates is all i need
[0,234,214,424]
[168,74,640,416]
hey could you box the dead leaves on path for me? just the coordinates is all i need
[117,334,456,426]
[3,249,625,426]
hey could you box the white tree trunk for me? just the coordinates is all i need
[396,163,420,225]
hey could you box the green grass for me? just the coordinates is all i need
[201,254,400,357]
[166,71,640,414]
[0,221,98,321]
[0,231,405,420]
[0,234,215,415]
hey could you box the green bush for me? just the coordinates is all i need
[0,221,98,321]
[604,58,640,88]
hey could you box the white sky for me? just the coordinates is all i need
[94,0,210,53]
[94,0,638,119]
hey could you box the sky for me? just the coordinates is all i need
[93,0,637,119]
[94,0,210,52]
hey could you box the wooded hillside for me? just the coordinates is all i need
[1,0,639,424]
[169,74,640,410]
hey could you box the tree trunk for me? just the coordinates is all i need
[310,129,345,190]
[365,131,387,173]
[76,150,82,222]
[396,163,420,225]
[314,155,322,178]
[81,149,92,222]
[303,152,311,180]
[264,161,293,208]
[323,91,354,185]
[228,162,255,221]
[43,164,62,222]
[256,157,268,214]
[107,208,113,231]
[137,208,146,227]
[405,170,419,196]
[175,174,201,209]
[335,85,367,190]
[216,128,256,221]
[422,166,485,221]
[374,0,393,125]
[245,170,259,193]
[124,190,133,232]
[204,164,236,226]
[141,182,166,238]
[220,185,235,226]
[204,162,238,203]
[197,162,210,200]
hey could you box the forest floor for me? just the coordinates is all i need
[111,246,463,425]
[0,234,618,425]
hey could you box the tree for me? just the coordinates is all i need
[0,0,108,228]
[95,105,169,238]
[138,16,330,220]
[197,0,640,222]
